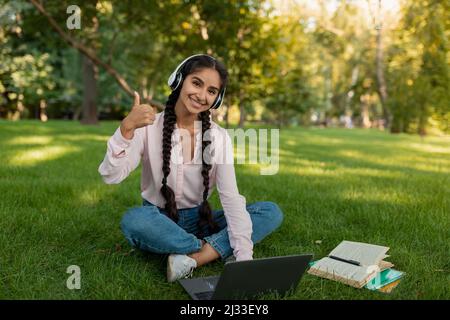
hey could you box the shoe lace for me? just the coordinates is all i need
[185,267,194,279]
[177,259,195,279]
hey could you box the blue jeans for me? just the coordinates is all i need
[120,199,283,260]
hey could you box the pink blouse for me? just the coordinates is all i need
[98,111,253,261]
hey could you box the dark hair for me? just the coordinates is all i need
[161,55,228,239]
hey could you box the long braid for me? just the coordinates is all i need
[160,90,179,222]
[196,109,219,238]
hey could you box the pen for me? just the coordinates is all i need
[328,255,361,266]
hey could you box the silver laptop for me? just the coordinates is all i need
[178,254,313,300]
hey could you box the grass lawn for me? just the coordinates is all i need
[0,119,449,299]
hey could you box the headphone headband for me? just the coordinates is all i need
[167,54,226,109]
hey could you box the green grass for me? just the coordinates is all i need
[0,119,449,299]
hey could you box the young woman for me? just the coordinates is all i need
[98,54,283,282]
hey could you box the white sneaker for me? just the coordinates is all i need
[225,255,236,264]
[167,254,197,282]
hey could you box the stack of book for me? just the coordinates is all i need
[308,240,404,293]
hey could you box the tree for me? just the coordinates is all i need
[29,0,166,124]
[387,0,449,134]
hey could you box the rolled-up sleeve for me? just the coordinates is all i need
[98,126,144,184]
[215,131,253,261]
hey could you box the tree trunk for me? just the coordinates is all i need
[360,94,371,128]
[238,105,245,128]
[12,99,25,121]
[375,2,391,130]
[224,98,230,129]
[39,99,48,122]
[238,90,245,128]
[345,65,359,111]
[418,104,428,136]
[80,55,98,125]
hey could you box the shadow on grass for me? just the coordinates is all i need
[0,120,448,299]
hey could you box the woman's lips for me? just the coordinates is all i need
[190,97,205,109]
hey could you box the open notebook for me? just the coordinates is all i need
[308,241,394,288]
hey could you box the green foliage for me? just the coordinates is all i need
[0,0,448,134]
[387,0,450,134]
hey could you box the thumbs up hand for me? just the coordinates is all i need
[133,90,140,106]
[120,91,156,139]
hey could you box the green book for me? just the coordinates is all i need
[365,268,405,290]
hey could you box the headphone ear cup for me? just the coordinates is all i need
[167,71,176,88]
[211,99,218,109]
[172,72,183,91]
[211,92,223,109]
[216,88,226,109]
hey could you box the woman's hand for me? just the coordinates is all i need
[120,91,156,139]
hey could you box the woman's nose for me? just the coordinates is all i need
[195,90,207,103]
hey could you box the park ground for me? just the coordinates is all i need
[0,120,449,299]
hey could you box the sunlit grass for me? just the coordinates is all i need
[0,120,449,300]
[8,145,81,167]
[6,136,53,145]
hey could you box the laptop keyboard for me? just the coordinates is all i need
[194,291,214,300]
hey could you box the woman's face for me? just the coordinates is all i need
[177,68,222,114]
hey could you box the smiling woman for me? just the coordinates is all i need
[98,54,284,283]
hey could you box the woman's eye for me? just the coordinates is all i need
[209,90,216,95]
[193,81,200,87]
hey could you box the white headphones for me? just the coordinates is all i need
[167,54,226,109]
